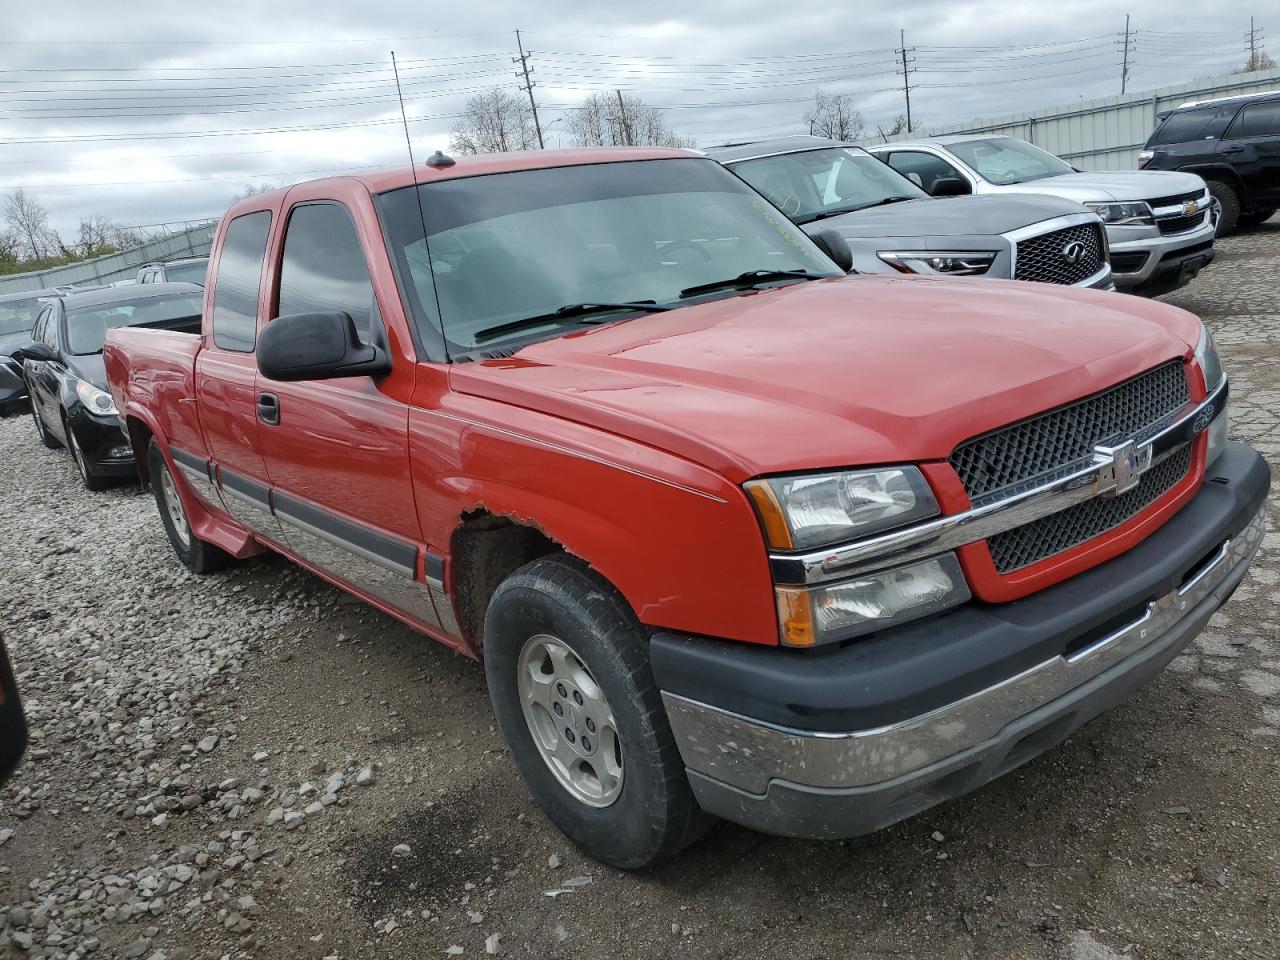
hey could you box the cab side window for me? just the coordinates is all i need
[276,203,376,344]
[36,306,58,349]
[212,211,272,352]
[886,151,966,193]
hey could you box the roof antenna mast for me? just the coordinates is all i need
[390,50,450,362]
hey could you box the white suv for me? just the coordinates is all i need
[868,136,1215,296]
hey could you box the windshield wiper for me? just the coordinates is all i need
[799,197,917,224]
[679,269,816,299]
[473,301,672,343]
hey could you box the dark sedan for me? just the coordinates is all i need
[0,287,62,416]
[0,635,26,786]
[23,283,204,490]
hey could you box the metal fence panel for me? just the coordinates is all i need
[882,67,1280,170]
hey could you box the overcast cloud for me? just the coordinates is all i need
[0,0,1267,234]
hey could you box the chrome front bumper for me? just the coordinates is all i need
[664,507,1262,811]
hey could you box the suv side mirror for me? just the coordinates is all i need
[929,177,971,197]
[21,343,56,363]
[811,229,854,273]
[257,311,391,382]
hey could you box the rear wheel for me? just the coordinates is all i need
[148,440,232,574]
[1206,180,1241,235]
[1237,209,1276,229]
[484,554,713,868]
[31,401,61,450]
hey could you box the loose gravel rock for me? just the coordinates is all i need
[3,217,1280,959]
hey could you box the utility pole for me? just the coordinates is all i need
[1244,16,1263,70]
[1119,14,1133,94]
[513,29,545,149]
[896,30,916,134]
[615,89,633,146]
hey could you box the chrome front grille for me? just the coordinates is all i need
[950,361,1191,501]
[1013,222,1105,285]
[987,443,1193,572]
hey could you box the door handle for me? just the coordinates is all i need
[257,392,280,426]
[1220,145,1244,154]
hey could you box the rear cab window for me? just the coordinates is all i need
[212,211,272,352]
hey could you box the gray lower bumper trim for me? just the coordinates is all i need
[681,521,1258,839]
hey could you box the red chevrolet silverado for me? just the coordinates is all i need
[104,148,1266,868]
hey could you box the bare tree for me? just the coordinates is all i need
[566,92,693,148]
[232,182,282,201]
[0,228,21,271]
[4,188,59,261]
[449,88,538,155]
[885,114,909,138]
[77,215,118,257]
[803,90,864,143]
[1237,50,1276,72]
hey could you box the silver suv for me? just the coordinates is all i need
[709,137,1112,289]
[867,136,1214,296]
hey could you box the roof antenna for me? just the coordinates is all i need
[391,50,450,362]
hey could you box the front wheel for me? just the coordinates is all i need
[68,423,110,491]
[484,554,713,868]
[148,440,232,574]
[31,401,61,450]
[1207,180,1241,236]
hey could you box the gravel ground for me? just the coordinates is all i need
[2,218,1279,960]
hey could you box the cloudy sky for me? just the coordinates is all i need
[1,0,1268,235]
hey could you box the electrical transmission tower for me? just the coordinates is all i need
[1244,16,1266,70]
[896,30,916,134]
[513,29,545,149]
[1119,14,1134,94]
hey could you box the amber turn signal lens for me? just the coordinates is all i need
[745,480,794,550]
[775,586,816,647]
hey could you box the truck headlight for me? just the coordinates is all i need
[1194,325,1224,392]
[776,553,970,647]
[746,467,939,550]
[76,379,118,416]
[1085,201,1154,226]
[878,251,996,276]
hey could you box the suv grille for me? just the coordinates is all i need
[1148,189,1203,209]
[1157,211,1208,235]
[1013,222,1105,285]
[950,361,1190,501]
[987,443,1193,572]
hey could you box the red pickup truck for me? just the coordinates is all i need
[105,147,1266,868]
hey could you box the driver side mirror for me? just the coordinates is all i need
[929,177,971,197]
[257,311,391,382]
[811,229,854,274]
[21,343,56,363]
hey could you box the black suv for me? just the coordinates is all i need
[1140,91,1280,235]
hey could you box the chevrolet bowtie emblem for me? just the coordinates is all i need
[1183,200,1200,216]
[1093,440,1153,496]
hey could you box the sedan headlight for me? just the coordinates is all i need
[746,467,939,550]
[76,379,118,416]
[776,554,971,647]
[1085,201,1154,226]
[878,251,996,276]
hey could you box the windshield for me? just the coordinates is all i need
[0,297,49,336]
[163,260,208,285]
[947,137,1075,184]
[729,147,927,223]
[65,292,203,355]
[376,158,840,354]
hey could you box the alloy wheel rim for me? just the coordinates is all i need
[159,462,190,548]
[516,633,623,807]
[69,431,90,482]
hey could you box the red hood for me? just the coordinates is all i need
[449,275,1202,483]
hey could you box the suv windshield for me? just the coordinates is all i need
[948,137,1075,184]
[376,158,840,354]
[65,292,203,355]
[0,297,48,336]
[728,147,927,224]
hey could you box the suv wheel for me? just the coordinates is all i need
[148,440,233,573]
[484,554,713,868]
[1237,209,1276,230]
[1206,181,1241,235]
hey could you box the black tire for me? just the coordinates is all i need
[484,554,714,868]
[1207,180,1241,236]
[67,420,111,492]
[1237,209,1276,229]
[31,401,61,450]
[148,440,233,574]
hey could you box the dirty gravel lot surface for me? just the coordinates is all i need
[2,220,1279,960]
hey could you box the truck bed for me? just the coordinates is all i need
[104,326,208,469]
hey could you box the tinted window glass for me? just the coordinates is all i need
[0,296,48,336]
[277,203,374,342]
[39,307,59,348]
[886,151,965,192]
[1227,100,1280,139]
[1150,105,1239,145]
[66,292,203,355]
[165,260,209,285]
[212,212,270,352]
